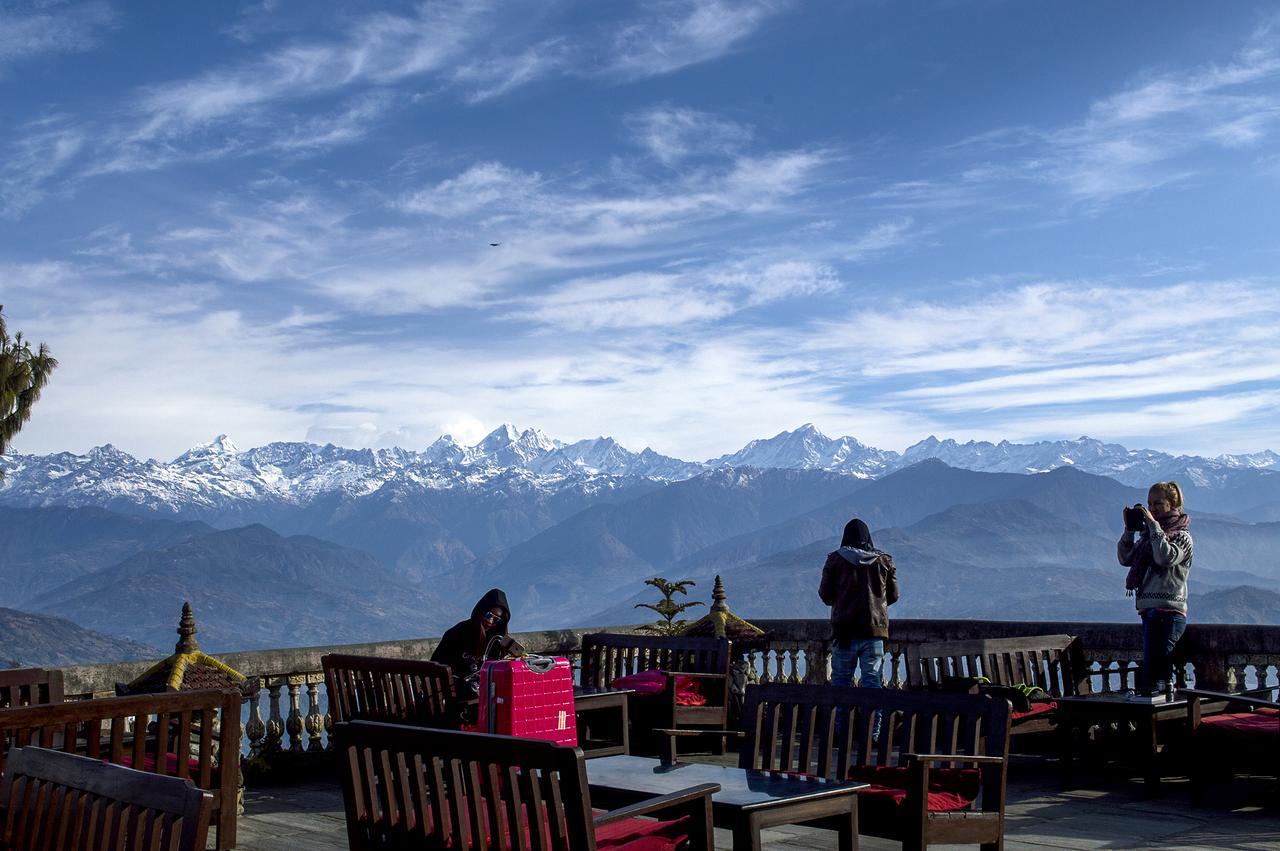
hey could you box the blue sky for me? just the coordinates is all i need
[3,1,1280,461]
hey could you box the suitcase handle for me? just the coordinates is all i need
[524,655,556,674]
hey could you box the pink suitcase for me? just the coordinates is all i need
[477,656,578,747]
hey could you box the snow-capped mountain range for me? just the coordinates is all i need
[1,424,1276,517]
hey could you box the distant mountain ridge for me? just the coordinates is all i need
[4,424,1277,519]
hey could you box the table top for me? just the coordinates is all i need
[1056,692,1189,714]
[586,755,867,812]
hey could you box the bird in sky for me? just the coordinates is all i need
[489,242,500,247]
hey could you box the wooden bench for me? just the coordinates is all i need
[0,669,63,710]
[741,684,1011,851]
[335,719,718,850]
[322,653,456,727]
[580,633,732,752]
[0,689,240,849]
[905,634,1089,736]
[1185,686,1278,806]
[1,747,212,850]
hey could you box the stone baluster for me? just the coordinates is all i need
[264,681,285,754]
[285,677,305,753]
[304,680,324,752]
[324,709,335,752]
[788,647,801,684]
[245,678,267,757]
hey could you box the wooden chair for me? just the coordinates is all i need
[1,747,212,850]
[1185,687,1278,806]
[579,634,731,752]
[322,653,456,727]
[0,670,63,710]
[0,689,240,849]
[906,635,1089,737]
[335,719,718,850]
[741,684,1011,851]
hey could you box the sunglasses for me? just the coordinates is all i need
[482,611,502,623]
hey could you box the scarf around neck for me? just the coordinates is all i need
[1125,511,1191,592]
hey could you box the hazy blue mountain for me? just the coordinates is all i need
[1191,586,1280,624]
[0,506,213,607]
[28,525,461,652]
[0,607,159,667]
[470,467,868,626]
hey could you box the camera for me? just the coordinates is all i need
[1123,504,1147,532]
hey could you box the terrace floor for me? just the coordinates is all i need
[237,753,1279,850]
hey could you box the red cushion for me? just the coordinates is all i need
[449,800,690,850]
[595,813,691,851]
[1012,700,1058,721]
[854,783,975,813]
[848,764,981,802]
[611,671,707,706]
[1202,711,1280,739]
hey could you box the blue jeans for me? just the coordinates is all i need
[1140,609,1186,693]
[831,638,885,688]
[831,638,885,740]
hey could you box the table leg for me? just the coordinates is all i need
[620,696,630,755]
[1058,715,1076,788]
[839,800,859,851]
[732,812,763,851]
[1142,714,1161,797]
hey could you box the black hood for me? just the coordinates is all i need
[470,588,510,632]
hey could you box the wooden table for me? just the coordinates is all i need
[586,755,865,851]
[573,686,632,757]
[1056,692,1201,796]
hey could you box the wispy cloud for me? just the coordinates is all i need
[0,1,114,71]
[626,105,752,165]
[607,0,785,79]
[0,116,83,218]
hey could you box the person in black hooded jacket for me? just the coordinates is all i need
[819,518,899,688]
[431,588,512,688]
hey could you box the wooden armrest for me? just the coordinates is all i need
[653,728,745,739]
[593,783,720,826]
[663,672,726,682]
[905,753,1006,766]
[1182,689,1280,711]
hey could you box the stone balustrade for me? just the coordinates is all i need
[51,619,1280,760]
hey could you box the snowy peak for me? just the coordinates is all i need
[474,425,561,467]
[714,424,894,476]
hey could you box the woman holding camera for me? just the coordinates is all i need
[1117,481,1193,696]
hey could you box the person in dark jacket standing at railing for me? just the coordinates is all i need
[820,518,900,698]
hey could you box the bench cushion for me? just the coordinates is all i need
[1012,699,1058,721]
[610,671,707,706]
[1201,711,1279,739]
[848,765,981,804]
[595,813,692,851]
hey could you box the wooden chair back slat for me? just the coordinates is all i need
[906,634,1089,698]
[0,670,64,710]
[337,721,623,851]
[322,654,455,728]
[0,689,240,851]
[0,747,211,851]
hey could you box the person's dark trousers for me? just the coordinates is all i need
[1140,608,1186,693]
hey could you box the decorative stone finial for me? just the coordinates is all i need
[711,575,729,613]
[175,601,200,654]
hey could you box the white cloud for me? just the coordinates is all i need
[0,117,83,218]
[0,1,114,71]
[607,0,785,79]
[627,105,752,165]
